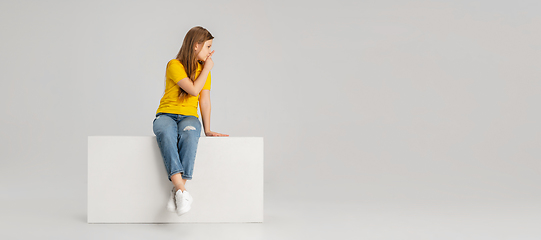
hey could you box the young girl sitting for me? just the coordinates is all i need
[153,26,228,216]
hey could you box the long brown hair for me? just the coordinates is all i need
[174,26,214,101]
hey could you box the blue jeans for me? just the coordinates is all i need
[152,112,202,181]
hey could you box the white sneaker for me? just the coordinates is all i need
[166,187,176,213]
[175,189,193,216]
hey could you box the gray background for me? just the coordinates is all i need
[1,0,540,239]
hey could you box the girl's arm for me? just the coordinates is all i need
[199,90,229,137]
[177,50,215,96]
[199,89,211,133]
[177,67,211,96]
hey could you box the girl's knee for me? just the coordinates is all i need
[154,126,175,138]
[180,117,202,132]
[181,128,201,139]
[179,125,201,139]
[153,116,176,135]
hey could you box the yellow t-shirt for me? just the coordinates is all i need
[156,59,211,118]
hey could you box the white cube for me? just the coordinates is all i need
[88,136,264,223]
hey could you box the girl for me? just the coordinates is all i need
[152,26,228,216]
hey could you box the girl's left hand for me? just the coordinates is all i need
[205,131,229,137]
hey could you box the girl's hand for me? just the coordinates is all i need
[205,131,228,137]
[203,50,215,70]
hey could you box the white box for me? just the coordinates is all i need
[88,136,264,223]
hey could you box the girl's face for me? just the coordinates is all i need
[195,39,213,62]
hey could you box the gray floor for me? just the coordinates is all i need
[3,186,541,240]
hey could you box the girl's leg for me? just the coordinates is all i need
[153,114,186,191]
[177,116,202,183]
[170,173,187,192]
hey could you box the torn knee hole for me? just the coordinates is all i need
[183,126,196,131]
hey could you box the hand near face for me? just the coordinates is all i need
[203,50,214,70]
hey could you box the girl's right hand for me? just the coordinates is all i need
[203,50,215,70]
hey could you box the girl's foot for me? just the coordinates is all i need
[167,186,176,212]
[175,189,193,216]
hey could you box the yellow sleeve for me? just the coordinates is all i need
[166,60,188,84]
[202,71,211,90]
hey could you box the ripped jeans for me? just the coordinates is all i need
[152,112,202,181]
